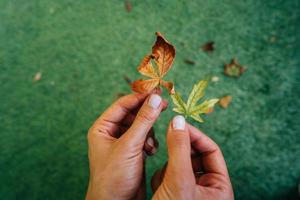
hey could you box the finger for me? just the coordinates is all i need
[122,100,168,126]
[92,93,148,137]
[188,124,229,178]
[151,163,167,193]
[119,124,159,155]
[191,156,203,172]
[153,87,162,95]
[161,100,168,111]
[191,146,199,156]
[165,115,194,181]
[130,99,168,115]
[119,120,160,156]
[144,128,159,156]
[134,160,146,200]
[144,137,156,156]
[129,88,162,115]
[101,93,147,123]
[120,94,164,147]
[151,169,162,193]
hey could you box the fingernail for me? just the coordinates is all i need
[151,147,157,155]
[146,137,154,148]
[148,94,161,109]
[172,115,185,130]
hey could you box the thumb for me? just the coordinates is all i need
[120,94,164,148]
[165,115,194,180]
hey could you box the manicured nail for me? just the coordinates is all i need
[146,137,154,148]
[148,94,161,109]
[172,115,185,130]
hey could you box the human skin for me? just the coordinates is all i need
[86,92,167,200]
[151,116,234,200]
[86,92,234,200]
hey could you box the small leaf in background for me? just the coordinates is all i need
[123,75,132,85]
[224,58,246,77]
[205,107,214,114]
[202,41,214,53]
[131,32,175,94]
[183,59,196,65]
[219,95,232,108]
[269,36,277,43]
[124,0,132,12]
[179,41,186,47]
[33,72,42,82]
[171,80,219,123]
[211,76,219,82]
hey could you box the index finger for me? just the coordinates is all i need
[187,124,229,178]
[99,89,163,124]
[100,93,147,124]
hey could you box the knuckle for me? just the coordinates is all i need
[136,108,157,124]
[219,186,234,200]
[170,131,189,145]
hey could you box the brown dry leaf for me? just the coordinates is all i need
[219,95,232,109]
[124,0,132,12]
[33,72,42,82]
[131,32,175,94]
[183,59,196,65]
[224,58,246,77]
[202,41,214,53]
[131,79,159,93]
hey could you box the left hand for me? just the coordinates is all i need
[86,92,168,200]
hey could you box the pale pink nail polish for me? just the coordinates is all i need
[148,94,161,109]
[172,115,185,130]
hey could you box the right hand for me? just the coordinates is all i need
[151,115,234,200]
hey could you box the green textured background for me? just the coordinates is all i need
[0,0,299,199]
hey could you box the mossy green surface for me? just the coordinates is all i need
[0,0,299,199]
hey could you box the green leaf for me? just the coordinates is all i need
[171,92,187,112]
[190,114,204,123]
[170,80,218,123]
[191,99,219,114]
[186,80,208,109]
[173,107,185,114]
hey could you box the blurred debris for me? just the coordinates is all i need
[33,72,42,82]
[211,76,219,82]
[123,75,132,85]
[224,58,246,77]
[202,41,214,52]
[179,41,187,47]
[49,7,55,14]
[183,59,196,65]
[219,95,232,109]
[269,36,277,43]
[124,0,132,12]
[205,108,214,114]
